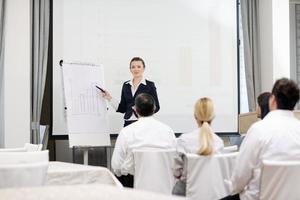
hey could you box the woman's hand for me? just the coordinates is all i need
[101,90,112,101]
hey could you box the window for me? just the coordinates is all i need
[239,1,249,113]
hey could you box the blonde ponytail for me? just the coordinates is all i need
[197,122,213,155]
[194,97,215,156]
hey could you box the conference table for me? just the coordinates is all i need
[46,161,122,187]
[0,161,186,200]
[0,184,185,200]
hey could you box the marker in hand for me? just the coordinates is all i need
[96,85,112,101]
[95,85,105,93]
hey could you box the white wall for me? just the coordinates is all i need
[3,0,31,147]
[260,0,290,92]
[0,0,292,147]
[53,0,238,134]
[290,3,297,80]
[259,0,274,92]
[273,0,290,79]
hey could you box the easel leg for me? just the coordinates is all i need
[83,149,89,165]
[106,147,111,170]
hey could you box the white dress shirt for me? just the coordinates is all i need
[111,116,176,176]
[230,110,300,200]
[173,128,224,181]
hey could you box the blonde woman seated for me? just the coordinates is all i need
[172,97,224,196]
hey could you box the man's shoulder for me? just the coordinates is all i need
[286,114,300,127]
[244,119,276,145]
[248,118,267,132]
[152,118,174,132]
[251,112,300,132]
[252,118,265,128]
[120,122,137,135]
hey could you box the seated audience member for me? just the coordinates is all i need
[172,97,224,196]
[229,78,300,200]
[234,92,272,148]
[111,93,176,187]
[256,92,271,119]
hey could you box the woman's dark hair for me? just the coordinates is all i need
[257,92,271,119]
[130,57,145,68]
[271,78,300,110]
[134,93,155,117]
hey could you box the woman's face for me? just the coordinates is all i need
[130,60,145,79]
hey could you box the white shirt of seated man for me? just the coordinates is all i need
[111,94,176,177]
[230,78,300,200]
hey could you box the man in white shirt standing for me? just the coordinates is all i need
[111,93,176,187]
[228,78,300,200]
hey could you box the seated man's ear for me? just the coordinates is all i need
[269,94,277,111]
[132,106,136,112]
[132,106,138,118]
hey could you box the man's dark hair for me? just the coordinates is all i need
[134,93,156,117]
[257,92,271,119]
[271,78,300,110]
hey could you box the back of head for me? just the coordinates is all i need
[271,78,300,110]
[194,97,215,156]
[134,93,156,117]
[257,92,271,119]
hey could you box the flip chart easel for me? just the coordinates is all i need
[60,60,110,165]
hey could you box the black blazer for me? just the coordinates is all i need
[116,80,160,119]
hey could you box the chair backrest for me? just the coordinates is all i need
[238,112,259,134]
[0,143,43,152]
[221,145,238,153]
[24,143,43,151]
[0,150,49,188]
[0,150,49,164]
[186,152,238,200]
[260,160,300,200]
[133,149,176,195]
[0,147,27,152]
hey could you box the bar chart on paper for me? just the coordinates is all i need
[61,63,109,135]
[71,82,105,115]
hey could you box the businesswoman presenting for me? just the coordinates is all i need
[101,57,160,127]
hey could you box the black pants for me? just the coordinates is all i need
[117,174,134,188]
[220,194,240,200]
